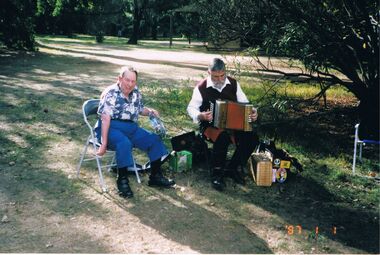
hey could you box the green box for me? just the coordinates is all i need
[170,150,192,172]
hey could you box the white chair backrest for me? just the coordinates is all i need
[356,123,380,143]
[82,99,100,128]
[83,99,100,117]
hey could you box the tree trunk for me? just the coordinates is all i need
[151,16,158,40]
[128,0,140,45]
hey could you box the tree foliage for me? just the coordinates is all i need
[127,0,193,44]
[0,0,36,50]
[196,0,263,47]
[35,0,128,39]
[0,0,195,47]
[262,0,378,100]
[198,0,379,138]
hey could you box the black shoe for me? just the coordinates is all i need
[148,174,175,187]
[211,176,226,191]
[117,176,134,198]
[226,170,246,185]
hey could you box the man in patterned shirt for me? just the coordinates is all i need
[95,66,174,198]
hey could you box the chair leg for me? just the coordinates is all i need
[202,140,212,174]
[92,143,107,192]
[77,137,91,177]
[106,152,116,172]
[95,157,107,192]
[131,157,141,184]
[353,140,358,174]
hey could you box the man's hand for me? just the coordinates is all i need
[198,110,213,122]
[97,144,107,156]
[144,107,159,117]
[248,107,258,122]
[150,108,159,117]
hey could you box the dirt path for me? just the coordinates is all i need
[0,40,376,254]
[36,39,297,83]
[37,40,222,81]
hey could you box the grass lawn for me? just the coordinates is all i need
[0,35,378,253]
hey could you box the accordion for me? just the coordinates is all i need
[210,100,253,131]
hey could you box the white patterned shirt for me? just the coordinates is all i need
[97,83,144,122]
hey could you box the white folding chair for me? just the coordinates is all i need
[76,99,142,192]
[352,123,380,174]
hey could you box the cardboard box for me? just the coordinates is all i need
[170,150,192,172]
[248,153,273,186]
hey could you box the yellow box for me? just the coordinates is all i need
[280,160,291,169]
[248,153,273,186]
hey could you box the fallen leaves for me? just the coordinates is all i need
[1,214,10,223]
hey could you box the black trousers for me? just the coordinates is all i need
[212,130,259,173]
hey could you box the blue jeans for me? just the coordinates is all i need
[95,119,167,168]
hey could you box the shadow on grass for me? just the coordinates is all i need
[230,172,379,253]
[0,47,378,253]
[181,157,379,253]
[113,160,379,254]
[124,184,272,253]
[258,106,379,159]
[251,110,379,253]
[0,50,118,252]
[0,161,112,253]
[0,49,269,253]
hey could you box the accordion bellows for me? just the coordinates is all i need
[211,100,253,131]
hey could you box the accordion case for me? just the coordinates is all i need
[211,100,253,131]
[170,131,196,152]
[248,153,273,186]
